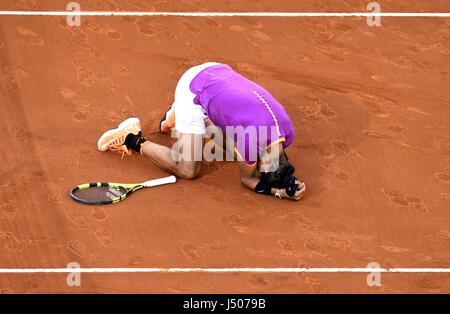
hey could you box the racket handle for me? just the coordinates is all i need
[143,175,177,187]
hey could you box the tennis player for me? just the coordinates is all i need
[97,62,305,201]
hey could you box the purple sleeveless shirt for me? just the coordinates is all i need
[190,64,295,164]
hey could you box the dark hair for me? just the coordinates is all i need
[260,153,295,188]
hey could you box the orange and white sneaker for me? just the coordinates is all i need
[97,117,142,159]
[159,106,176,134]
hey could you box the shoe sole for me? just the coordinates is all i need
[160,107,175,134]
[97,117,141,152]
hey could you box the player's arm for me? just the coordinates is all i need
[238,161,261,190]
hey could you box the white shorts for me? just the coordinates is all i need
[171,62,221,135]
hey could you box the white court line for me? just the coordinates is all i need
[0,11,449,17]
[1,268,450,273]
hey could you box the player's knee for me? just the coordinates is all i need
[178,167,200,180]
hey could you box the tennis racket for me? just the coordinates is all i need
[70,175,177,205]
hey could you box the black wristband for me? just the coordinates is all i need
[255,180,272,195]
[284,175,299,197]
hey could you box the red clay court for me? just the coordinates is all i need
[0,0,449,293]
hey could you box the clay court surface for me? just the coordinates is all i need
[0,0,449,293]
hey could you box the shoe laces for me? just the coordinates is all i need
[108,137,132,160]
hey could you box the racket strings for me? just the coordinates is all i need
[72,185,128,203]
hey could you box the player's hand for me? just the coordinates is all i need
[278,180,306,201]
[292,181,306,200]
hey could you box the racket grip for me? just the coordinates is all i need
[143,175,177,187]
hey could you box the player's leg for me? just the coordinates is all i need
[140,133,203,180]
[146,63,216,177]
[97,63,213,177]
[97,118,203,179]
[160,62,221,135]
